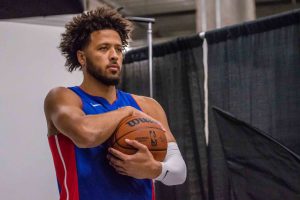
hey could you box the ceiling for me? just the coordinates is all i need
[4,0,300,47]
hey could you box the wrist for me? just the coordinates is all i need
[118,106,134,117]
[151,161,162,179]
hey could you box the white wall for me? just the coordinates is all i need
[0,22,82,200]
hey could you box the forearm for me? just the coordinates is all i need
[81,106,134,146]
[56,106,134,148]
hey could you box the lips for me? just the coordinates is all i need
[107,64,120,72]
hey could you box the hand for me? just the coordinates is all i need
[107,139,162,179]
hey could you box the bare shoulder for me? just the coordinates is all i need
[44,87,81,109]
[45,87,74,101]
[131,94,162,115]
[44,87,81,136]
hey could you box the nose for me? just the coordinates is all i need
[109,48,119,61]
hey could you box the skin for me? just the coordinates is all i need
[44,29,176,179]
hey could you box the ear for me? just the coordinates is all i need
[77,50,86,66]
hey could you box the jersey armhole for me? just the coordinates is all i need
[67,87,84,111]
[130,94,144,112]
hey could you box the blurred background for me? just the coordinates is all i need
[2,0,300,47]
[1,1,299,200]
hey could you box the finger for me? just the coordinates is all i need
[108,157,128,173]
[107,154,121,164]
[108,147,128,161]
[107,154,127,169]
[125,139,148,151]
[109,158,127,175]
[112,164,127,175]
[116,169,128,176]
[109,160,126,171]
[157,122,166,132]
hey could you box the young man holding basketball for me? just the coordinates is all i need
[44,7,186,200]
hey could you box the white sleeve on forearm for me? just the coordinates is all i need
[154,142,187,185]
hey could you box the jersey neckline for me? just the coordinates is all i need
[74,86,120,107]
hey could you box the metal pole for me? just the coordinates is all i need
[125,17,155,98]
[148,22,153,98]
[201,0,207,31]
[215,0,221,28]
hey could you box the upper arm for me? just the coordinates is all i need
[132,95,176,142]
[44,87,85,142]
[44,87,135,148]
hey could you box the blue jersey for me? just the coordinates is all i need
[48,86,154,200]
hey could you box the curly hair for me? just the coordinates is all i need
[59,7,133,72]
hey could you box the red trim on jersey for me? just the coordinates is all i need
[152,181,156,200]
[48,134,79,200]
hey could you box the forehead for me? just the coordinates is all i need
[89,29,122,45]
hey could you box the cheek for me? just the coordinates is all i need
[118,54,124,63]
[118,58,123,65]
[94,54,107,63]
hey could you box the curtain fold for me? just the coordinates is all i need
[121,35,208,200]
[213,107,300,200]
[206,9,300,200]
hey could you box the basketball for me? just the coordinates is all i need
[110,114,168,162]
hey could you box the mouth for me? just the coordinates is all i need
[107,64,120,73]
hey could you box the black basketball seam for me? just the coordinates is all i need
[112,127,167,150]
[114,117,160,133]
[114,141,167,151]
[115,142,167,151]
[116,145,167,151]
[114,126,165,144]
[113,143,167,152]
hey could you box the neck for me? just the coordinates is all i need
[80,76,117,104]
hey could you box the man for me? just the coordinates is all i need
[44,7,186,200]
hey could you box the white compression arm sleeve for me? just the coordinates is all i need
[154,142,187,185]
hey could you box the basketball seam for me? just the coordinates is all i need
[116,143,167,151]
[112,127,166,151]
[114,126,164,144]
[114,116,160,134]
[113,143,167,153]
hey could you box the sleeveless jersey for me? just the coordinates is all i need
[48,86,154,200]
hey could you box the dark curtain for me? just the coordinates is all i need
[0,0,83,19]
[120,35,208,200]
[213,107,300,200]
[206,10,300,200]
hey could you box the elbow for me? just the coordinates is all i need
[159,160,187,186]
[73,136,97,148]
[176,167,187,185]
[72,121,102,148]
[73,133,97,148]
[178,168,187,185]
[165,164,187,186]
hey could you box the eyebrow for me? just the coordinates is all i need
[97,42,122,47]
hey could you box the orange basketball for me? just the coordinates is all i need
[110,114,167,162]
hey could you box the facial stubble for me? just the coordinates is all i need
[85,58,121,86]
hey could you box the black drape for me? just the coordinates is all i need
[121,36,208,200]
[213,107,300,200]
[0,0,83,19]
[206,10,300,200]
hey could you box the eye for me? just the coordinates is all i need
[98,46,108,51]
[116,47,123,53]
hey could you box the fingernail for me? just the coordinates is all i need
[125,139,129,142]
